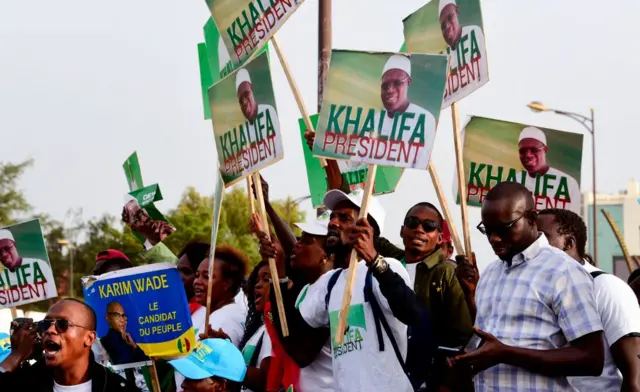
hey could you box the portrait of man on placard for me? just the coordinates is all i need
[122,195,175,246]
[99,301,149,366]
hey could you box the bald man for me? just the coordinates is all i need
[100,301,148,366]
[439,0,488,106]
[518,127,581,213]
[454,182,604,391]
[0,298,140,391]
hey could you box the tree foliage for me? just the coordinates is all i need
[0,159,33,226]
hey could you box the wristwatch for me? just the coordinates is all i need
[269,277,290,284]
[370,254,389,274]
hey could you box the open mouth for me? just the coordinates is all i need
[255,292,263,303]
[194,287,206,297]
[43,340,61,358]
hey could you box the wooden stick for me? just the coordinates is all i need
[271,35,328,168]
[253,173,289,336]
[451,103,472,255]
[601,209,635,273]
[335,164,377,345]
[10,307,18,319]
[205,188,226,321]
[428,161,463,255]
[247,177,256,215]
[148,360,161,392]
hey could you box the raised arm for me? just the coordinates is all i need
[252,175,298,255]
[303,130,349,193]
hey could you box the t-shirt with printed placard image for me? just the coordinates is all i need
[297,259,413,392]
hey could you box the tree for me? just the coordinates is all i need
[0,159,33,226]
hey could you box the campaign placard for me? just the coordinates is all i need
[82,263,196,362]
[312,50,448,170]
[198,42,214,120]
[403,0,488,108]
[299,114,403,208]
[0,219,57,308]
[204,0,304,66]
[455,116,583,213]
[123,152,144,192]
[123,185,176,245]
[209,50,283,186]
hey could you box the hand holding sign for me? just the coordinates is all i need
[348,218,378,265]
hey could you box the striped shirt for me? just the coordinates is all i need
[474,234,603,391]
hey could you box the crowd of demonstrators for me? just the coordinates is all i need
[6,167,640,392]
[537,208,640,391]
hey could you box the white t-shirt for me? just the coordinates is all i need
[175,302,247,392]
[235,290,249,312]
[524,166,581,214]
[297,259,413,392]
[298,339,335,392]
[568,263,640,391]
[405,262,418,288]
[53,380,92,392]
[241,325,273,392]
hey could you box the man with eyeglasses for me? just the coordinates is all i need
[453,182,605,391]
[0,298,140,391]
[100,301,148,366]
[337,54,436,174]
[399,202,473,392]
[518,127,581,213]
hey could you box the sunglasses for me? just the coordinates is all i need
[36,319,93,334]
[404,216,440,232]
[108,311,127,319]
[477,215,525,236]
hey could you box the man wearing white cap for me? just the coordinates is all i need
[439,0,488,105]
[0,228,57,306]
[277,188,421,392]
[518,127,581,213]
[236,68,279,128]
[338,54,436,173]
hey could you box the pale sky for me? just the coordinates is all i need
[1,0,637,271]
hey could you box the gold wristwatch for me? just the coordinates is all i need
[371,254,389,274]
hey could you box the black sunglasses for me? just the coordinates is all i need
[37,319,93,334]
[477,215,525,236]
[404,216,440,232]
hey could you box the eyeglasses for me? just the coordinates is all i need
[107,312,127,319]
[37,319,93,334]
[518,146,545,155]
[381,76,410,90]
[477,215,524,236]
[404,216,440,232]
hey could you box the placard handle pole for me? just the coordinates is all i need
[247,177,256,215]
[451,103,472,255]
[428,161,463,255]
[253,173,289,336]
[148,360,161,392]
[335,164,377,345]
[271,36,328,168]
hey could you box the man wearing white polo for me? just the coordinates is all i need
[0,229,57,306]
[339,54,436,172]
[439,0,488,106]
[518,126,581,213]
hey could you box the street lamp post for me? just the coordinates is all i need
[58,239,74,297]
[527,101,597,264]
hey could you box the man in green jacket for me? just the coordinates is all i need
[377,202,473,392]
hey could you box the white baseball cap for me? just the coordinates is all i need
[518,126,547,146]
[0,229,15,243]
[323,188,386,233]
[294,210,331,236]
[235,68,251,92]
[439,0,457,15]
[382,55,411,78]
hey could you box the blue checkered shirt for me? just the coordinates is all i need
[474,234,603,391]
